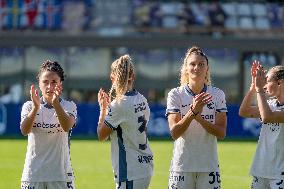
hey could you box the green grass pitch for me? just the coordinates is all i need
[0,139,256,188]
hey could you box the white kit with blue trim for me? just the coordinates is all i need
[166,85,227,172]
[104,90,153,182]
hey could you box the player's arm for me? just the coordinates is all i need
[168,92,211,140]
[20,105,39,136]
[53,101,75,132]
[256,91,284,123]
[239,88,260,118]
[20,85,40,136]
[168,110,196,140]
[97,105,113,141]
[97,122,112,141]
[97,88,112,141]
[195,112,227,139]
[239,61,260,118]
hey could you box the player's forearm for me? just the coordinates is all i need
[195,116,226,139]
[170,111,195,140]
[256,90,273,122]
[53,102,74,132]
[98,109,107,125]
[20,107,38,136]
[239,89,256,117]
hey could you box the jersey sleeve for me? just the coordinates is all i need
[215,90,228,113]
[166,88,181,117]
[104,100,125,129]
[65,101,77,121]
[20,101,33,125]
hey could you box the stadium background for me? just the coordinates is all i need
[1,0,284,138]
[0,0,284,188]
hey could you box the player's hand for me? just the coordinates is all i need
[191,92,212,115]
[30,84,40,110]
[52,84,62,105]
[98,88,110,111]
[255,63,267,92]
[250,60,259,91]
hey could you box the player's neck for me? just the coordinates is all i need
[126,83,133,92]
[187,81,205,95]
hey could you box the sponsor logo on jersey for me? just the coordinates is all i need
[137,155,153,164]
[33,122,60,129]
[169,174,184,182]
[201,114,214,122]
[181,103,190,108]
[264,122,280,132]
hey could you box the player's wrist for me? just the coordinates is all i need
[190,105,199,117]
[32,105,39,112]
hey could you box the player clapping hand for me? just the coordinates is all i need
[30,84,40,110]
[98,88,110,112]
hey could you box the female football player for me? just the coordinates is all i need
[20,60,77,189]
[166,46,227,189]
[239,61,284,189]
[97,55,153,189]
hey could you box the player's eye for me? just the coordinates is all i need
[198,63,205,67]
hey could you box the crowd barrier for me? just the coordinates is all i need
[0,103,261,138]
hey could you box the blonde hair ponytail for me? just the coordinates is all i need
[109,54,135,101]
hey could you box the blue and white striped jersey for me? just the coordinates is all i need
[104,90,153,182]
[20,98,77,182]
[166,85,227,172]
[251,98,284,179]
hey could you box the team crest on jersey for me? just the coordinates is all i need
[207,101,215,109]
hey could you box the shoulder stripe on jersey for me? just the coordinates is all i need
[166,108,180,113]
[116,125,128,182]
[165,109,180,118]
[216,108,228,112]
[104,120,115,129]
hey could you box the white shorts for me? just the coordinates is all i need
[251,176,284,189]
[21,181,75,189]
[168,171,221,189]
[116,177,151,189]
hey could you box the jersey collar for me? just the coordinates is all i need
[40,97,62,109]
[276,100,284,107]
[185,84,207,96]
[125,89,138,96]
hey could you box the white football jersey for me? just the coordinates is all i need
[166,85,227,172]
[251,98,284,179]
[104,90,153,182]
[20,98,77,182]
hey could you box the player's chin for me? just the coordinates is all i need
[43,93,53,99]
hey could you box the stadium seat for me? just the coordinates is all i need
[225,16,238,29]
[255,17,270,29]
[222,2,237,16]
[251,3,267,17]
[239,16,254,29]
[237,3,251,16]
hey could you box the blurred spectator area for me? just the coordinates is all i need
[0,1,283,36]
[1,1,284,105]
